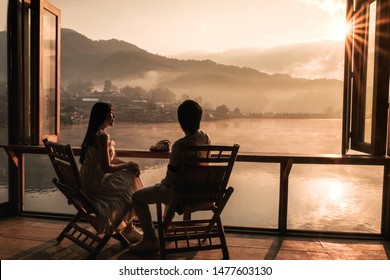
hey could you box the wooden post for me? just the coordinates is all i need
[279,159,293,234]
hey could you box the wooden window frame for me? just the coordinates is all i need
[343,0,390,156]
[8,0,60,146]
[30,0,61,144]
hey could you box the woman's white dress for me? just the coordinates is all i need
[79,130,142,233]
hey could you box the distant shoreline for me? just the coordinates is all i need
[0,116,344,130]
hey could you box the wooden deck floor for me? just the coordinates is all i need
[0,216,390,260]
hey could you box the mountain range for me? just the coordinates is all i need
[174,40,345,80]
[0,29,344,113]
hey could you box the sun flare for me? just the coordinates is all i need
[328,20,352,41]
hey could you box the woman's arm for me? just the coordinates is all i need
[112,156,140,176]
[96,133,139,174]
[111,157,125,164]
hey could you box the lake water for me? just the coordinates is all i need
[0,118,384,233]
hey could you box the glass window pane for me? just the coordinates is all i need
[0,0,8,204]
[225,162,280,228]
[23,153,170,215]
[24,154,73,214]
[184,162,280,228]
[0,52,6,142]
[42,9,57,136]
[364,1,377,143]
[288,164,383,234]
[0,1,7,142]
[0,150,8,204]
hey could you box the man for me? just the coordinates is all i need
[129,99,211,252]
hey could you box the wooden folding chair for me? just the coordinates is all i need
[43,138,130,259]
[156,144,239,259]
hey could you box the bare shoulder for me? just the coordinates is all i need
[96,130,109,145]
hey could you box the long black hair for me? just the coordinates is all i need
[80,102,112,164]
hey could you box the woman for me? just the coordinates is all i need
[79,102,143,242]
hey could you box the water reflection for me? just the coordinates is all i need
[289,164,382,233]
[20,119,384,234]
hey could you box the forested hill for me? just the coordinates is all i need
[0,29,343,113]
[60,28,269,81]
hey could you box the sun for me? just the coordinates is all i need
[328,20,352,41]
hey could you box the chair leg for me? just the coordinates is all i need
[109,216,130,246]
[216,216,229,260]
[213,189,234,260]
[115,231,130,246]
[87,234,111,260]
[56,212,81,243]
[156,203,167,259]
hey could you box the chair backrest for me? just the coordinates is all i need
[43,138,95,214]
[174,144,239,214]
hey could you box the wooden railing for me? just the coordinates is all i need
[2,144,390,239]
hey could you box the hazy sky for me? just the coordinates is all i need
[0,0,346,56]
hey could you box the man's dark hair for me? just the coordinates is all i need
[177,100,203,133]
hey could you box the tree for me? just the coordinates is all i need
[214,104,230,118]
[202,100,213,110]
[103,80,112,93]
[111,84,119,92]
[181,94,190,101]
[195,96,203,105]
[232,107,243,117]
[149,87,176,103]
[120,86,147,100]
[66,79,94,95]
